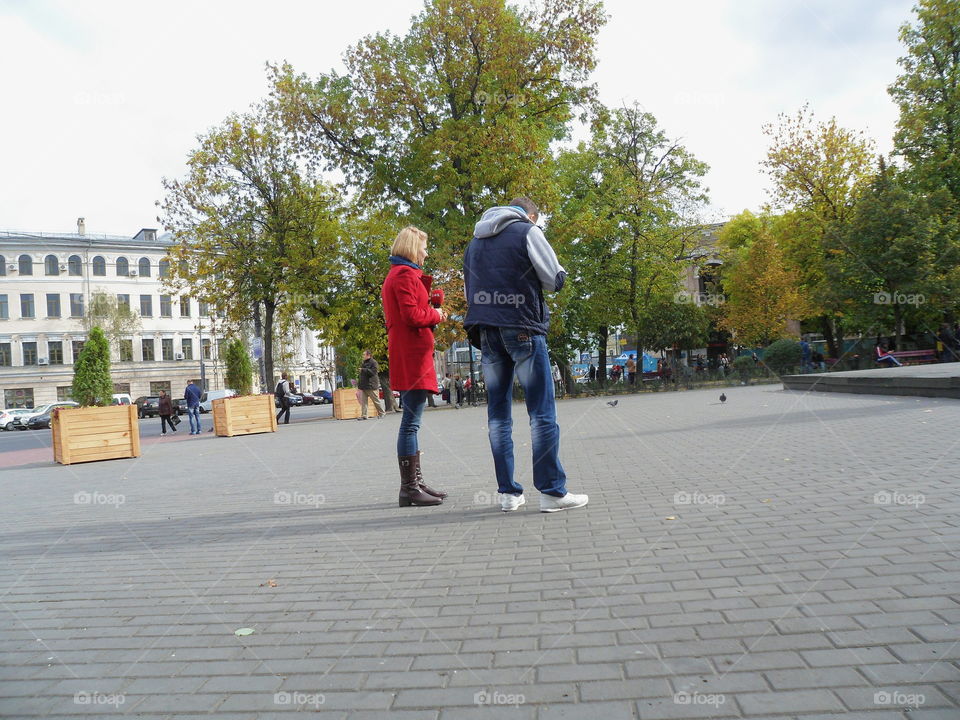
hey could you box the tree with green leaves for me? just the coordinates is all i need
[761,104,876,357]
[160,102,343,388]
[81,291,141,356]
[718,211,810,347]
[825,159,960,349]
[72,327,113,407]
[224,338,254,396]
[271,0,606,325]
[889,0,960,200]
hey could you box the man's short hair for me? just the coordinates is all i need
[510,196,539,218]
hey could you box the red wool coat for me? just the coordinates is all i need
[382,264,442,391]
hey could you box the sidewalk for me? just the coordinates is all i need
[1,385,958,718]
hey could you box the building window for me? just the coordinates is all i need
[45,254,60,276]
[141,338,155,361]
[138,257,151,277]
[45,293,61,318]
[149,381,171,395]
[68,255,82,276]
[57,386,73,401]
[0,294,7,320]
[116,257,129,276]
[18,254,32,275]
[48,341,63,365]
[70,293,84,318]
[181,338,193,360]
[72,340,85,360]
[199,301,209,317]
[92,256,106,276]
[22,341,38,365]
[139,295,152,317]
[179,296,190,317]
[113,382,131,394]
[4,388,33,408]
[117,293,129,310]
[159,295,172,317]
[0,255,5,275]
[201,338,211,360]
[161,338,174,361]
[119,339,133,362]
[20,294,34,319]
[0,343,10,367]
[159,259,170,278]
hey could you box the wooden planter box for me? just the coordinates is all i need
[213,394,277,437]
[52,404,140,465]
[333,388,363,420]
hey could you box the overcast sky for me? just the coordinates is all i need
[0,0,914,236]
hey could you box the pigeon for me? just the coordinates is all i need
[606,400,618,407]
[719,393,727,404]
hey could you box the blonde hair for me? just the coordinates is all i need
[391,226,428,263]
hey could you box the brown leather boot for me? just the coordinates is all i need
[399,455,442,507]
[416,451,447,499]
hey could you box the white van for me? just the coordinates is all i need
[111,393,133,406]
[199,389,236,413]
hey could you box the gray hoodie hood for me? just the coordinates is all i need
[473,206,529,239]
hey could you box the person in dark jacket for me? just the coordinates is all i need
[357,350,385,420]
[275,372,293,424]
[158,390,177,435]
[184,380,202,434]
[464,196,588,514]
[382,226,449,507]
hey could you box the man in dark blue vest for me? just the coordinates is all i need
[464,196,588,514]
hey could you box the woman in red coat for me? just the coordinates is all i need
[382,226,448,507]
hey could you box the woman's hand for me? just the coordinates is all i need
[436,308,448,322]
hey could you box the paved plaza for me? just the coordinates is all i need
[1,385,959,719]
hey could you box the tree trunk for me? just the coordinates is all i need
[894,304,903,351]
[379,371,397,412]
[820,315,838,359]
[598,325,608,384]
[263,300,276,387]
[252,301,266,393]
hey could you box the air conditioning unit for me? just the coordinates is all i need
[129,270,138,277]
[59,264,66,271]
[7,264,15,272]
[38,358,49,365]
[175,353,184,360]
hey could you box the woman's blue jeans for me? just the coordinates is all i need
[480,327,567,497]
[397,390,428,456]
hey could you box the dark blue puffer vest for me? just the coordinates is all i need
[463,220,549,335]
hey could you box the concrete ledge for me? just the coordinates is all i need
[782,364,960,399]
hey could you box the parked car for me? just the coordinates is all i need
[13,402,79,430]
[134,396,161,418]
[175,398,188,415]
[199,389,236,413]
[27,403,80,430]
[1,408,34,431]
[312,391,333,404]
[274,393,304,408]
[111,393,133,406]
[298,392,316,406]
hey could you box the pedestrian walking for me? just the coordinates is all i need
[625,354,637,385]
[275,372,294,424]
[184,379,202,435]
[357,350,385,420]
[382,225,448,507]
[464,196,588,513]
[441,373,452,404]
[158,390,177,435]
[454,374,464,407]
[589,363,597,382]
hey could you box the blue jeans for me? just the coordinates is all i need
[397,390,428,456]
[480,327,567,497]
[187,406,201,433]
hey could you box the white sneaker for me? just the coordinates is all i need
[500,493,526,512]
[540,492,589,513]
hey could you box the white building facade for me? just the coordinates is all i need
[0,224,335,408]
